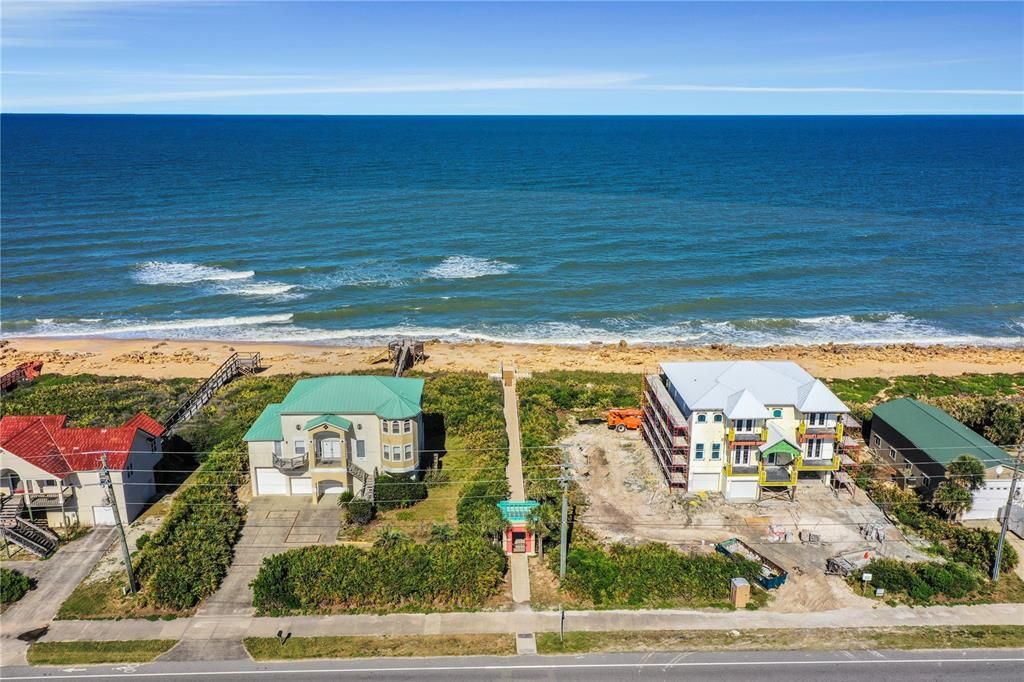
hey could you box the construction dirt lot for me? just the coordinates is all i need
[564,423,934,613]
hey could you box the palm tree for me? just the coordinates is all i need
[932,481,973,520]
[373,526,410,549]
[428,522,455,544]
[946,454,986,491]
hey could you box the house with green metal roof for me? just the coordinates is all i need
[243,376,424,502]
[868,398,1019,520]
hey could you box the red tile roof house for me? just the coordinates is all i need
[0,413,165,528]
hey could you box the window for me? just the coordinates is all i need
[733,419,754,431]
[392,420,401,433]
[404,444,413,460]
[711,443,721,460]
[697,414,707,423]
[889,447,898,461]
[41,478,57,488]
[356,440,366,459]
[273,441,283,457]
[695,443,705,460]
[383,445,391,461]
[713,414,723,423]
[404,420,412,433]
[872,435,881,448]
[773,409,783,418]
[733,446,750,465]
[382,420,390,434]
[294,439,307,455]
[806,439,823,458]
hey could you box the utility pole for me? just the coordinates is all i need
[991,445,1023,583]
[99,455,137,594]
[558,447,571,583]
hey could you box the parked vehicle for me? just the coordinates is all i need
[607,408,642,432]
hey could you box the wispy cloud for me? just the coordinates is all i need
[650,84,1023,96]
[1,73,648,108]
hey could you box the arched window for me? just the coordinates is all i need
[713,414,723,423]
[697,414,707,423]
[773,409,783,418]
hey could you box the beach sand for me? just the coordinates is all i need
[2,337,1022,381]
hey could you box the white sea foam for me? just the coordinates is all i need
[135,261,304,300]
[8,312,1021,348]
[425,256,517,280]
[135,261,255,285]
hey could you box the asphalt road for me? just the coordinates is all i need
[3,649,1023,681]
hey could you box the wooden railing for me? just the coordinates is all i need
[164,352,261,430]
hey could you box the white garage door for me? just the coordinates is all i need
[964,481,1020,520]
[290,478,313,496]
[319,481,346,495]
[690,473,720,493]
[255,468,288,495]
[727,479,759,502]
[92,506,116,526]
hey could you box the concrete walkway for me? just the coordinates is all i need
[500,362,531,605]
[0,527,116,667]
[37,602,1024,644]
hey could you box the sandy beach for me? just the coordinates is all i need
[2,337,1022,381]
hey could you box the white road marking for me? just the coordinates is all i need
[5,656,1024,679]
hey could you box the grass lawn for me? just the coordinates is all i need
[27,640,176,665]
[535,625,1024,655]
[56,576,186,620]
[825,372,1024,405]
[244,634,515,660]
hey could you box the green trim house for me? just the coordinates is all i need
[243,376,425,502]
[869,398,1019,520]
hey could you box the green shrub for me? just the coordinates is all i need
[134,444,246,610]
[250,536,506,614]
[374,473,427,511]
[135,532,151,552]
[857,559,984,604]
[0,568,31,604]
[559,542,762,608]
[346,498,375,525]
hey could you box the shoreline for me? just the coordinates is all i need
[3,336,1023,381]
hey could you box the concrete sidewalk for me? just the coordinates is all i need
[38,602,1024,644]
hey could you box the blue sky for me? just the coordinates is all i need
[2,1,1022,114]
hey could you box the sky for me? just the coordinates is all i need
[1,1,1022,115]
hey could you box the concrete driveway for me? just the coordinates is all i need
[196,496,341,618]
[0,526,116,666]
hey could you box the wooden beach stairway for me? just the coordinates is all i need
[0,360,43,392]
[163,352,262,431]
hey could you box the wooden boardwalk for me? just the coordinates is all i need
[500,362,531,605]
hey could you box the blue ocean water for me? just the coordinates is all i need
[2,115,1023,346]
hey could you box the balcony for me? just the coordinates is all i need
[759,461,798,486]
[728,426,767,445]
[797,455,839,472]
[725,462,759,477]
[798,421,842,443]
[273,454,308,471]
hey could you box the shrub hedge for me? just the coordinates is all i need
[374,473,428,512]
[1,567,31,604]
[856,559,982,604]
[872,485,1018,574]
[251,536,506,614]
[560,542,763,608]
[134,444,246,610]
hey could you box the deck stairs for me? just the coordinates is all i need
[1,514,59,558]
[347,462,377,500]
[1,360,43,392]
[164,352,261,431]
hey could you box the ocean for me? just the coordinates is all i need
[2,115,1022,347]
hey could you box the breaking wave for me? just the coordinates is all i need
[135,261,255,284]
[425,256,517,280]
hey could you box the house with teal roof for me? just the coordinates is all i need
[243,376,424,502]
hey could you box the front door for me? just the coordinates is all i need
[319,437,342,463]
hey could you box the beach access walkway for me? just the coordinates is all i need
[500,362,531,607]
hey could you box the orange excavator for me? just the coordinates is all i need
[607,408,642,433]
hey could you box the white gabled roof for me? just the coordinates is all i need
[762,422,799,451]
[660,361,849,415]
[796,379,850,413]
[724,389,770,420]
